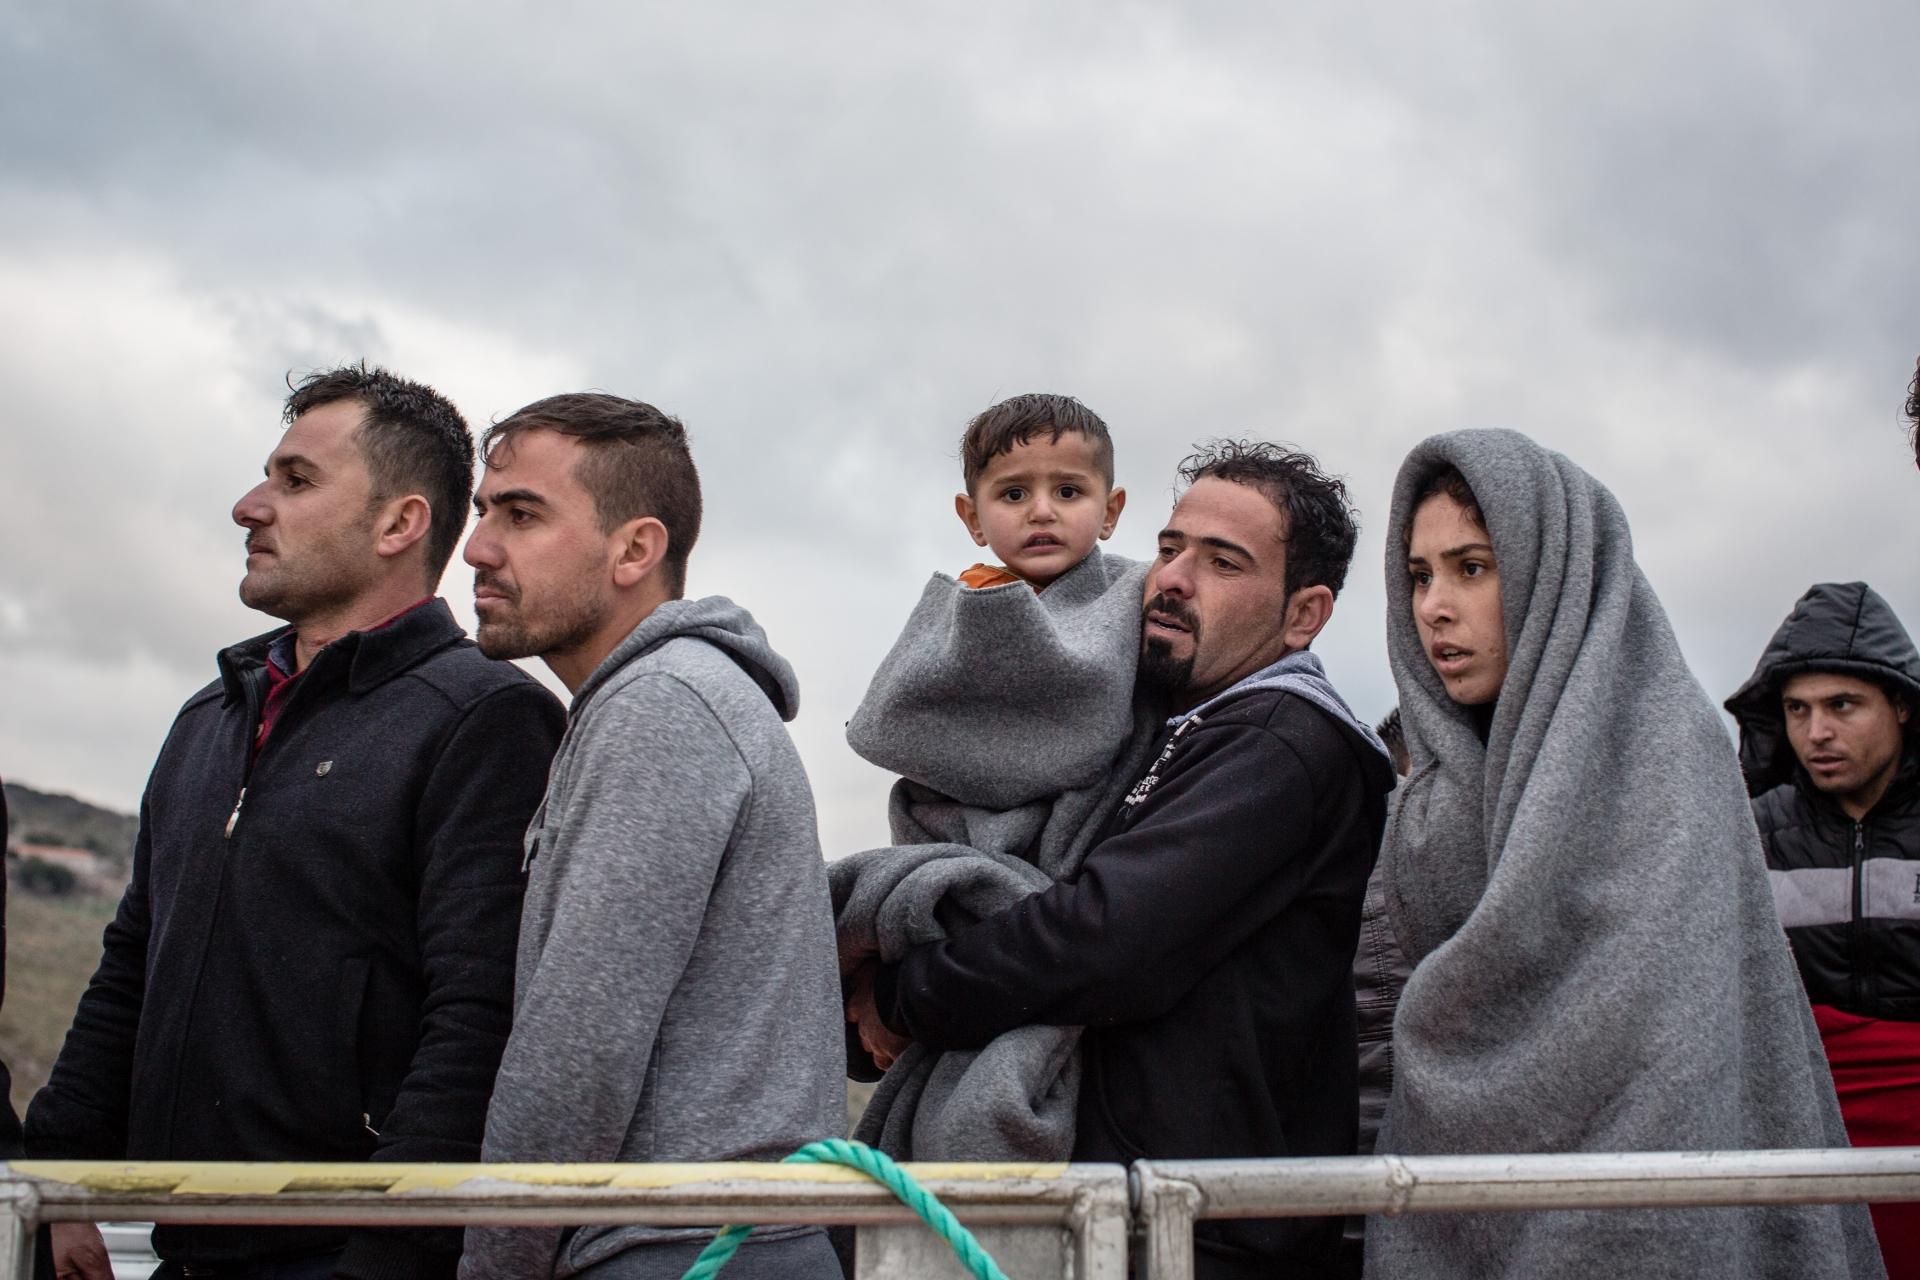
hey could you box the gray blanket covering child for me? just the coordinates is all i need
[833,548,1155,1159]
[1367,429,1884,1279]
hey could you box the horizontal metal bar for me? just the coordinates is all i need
[15,1149,1919,1231]
[1139,1148,1920,1219]
[5,1161,1121,1229]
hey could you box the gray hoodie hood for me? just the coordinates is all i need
[1724,581,1920,796]
[573,594,800,722]
[1173,649,1392,768]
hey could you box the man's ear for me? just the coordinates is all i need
[954,493,989,548]
[1282,584,1335,652]
[372,494,433,562]
[611,516,671,589]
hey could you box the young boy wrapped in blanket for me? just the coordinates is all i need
[834,393,1159,1160]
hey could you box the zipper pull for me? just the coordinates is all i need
[363,1112,380,1138]
[224,787,247,839]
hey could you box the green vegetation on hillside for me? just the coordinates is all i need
[1,779,133,1113]
[4,887,114,1115]
[4,781,138,870]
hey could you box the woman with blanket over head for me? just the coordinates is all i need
[1364,429,1884,1280]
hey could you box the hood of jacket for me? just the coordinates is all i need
[572,594,801,722]
[1173,649,1396,786]
[1725,581,1920,796]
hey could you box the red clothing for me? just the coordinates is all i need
[253,652,299,755]
[1816,1003,1920,1279]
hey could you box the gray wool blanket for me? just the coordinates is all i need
[1365,430,1883,1280]
[833,548,1156,1160]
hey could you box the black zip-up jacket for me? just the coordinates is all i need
[880,684,1394,1280]
[1726,581,1920,1019]
[25,602,565,1279]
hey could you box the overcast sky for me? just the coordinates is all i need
[2,2,1916,857]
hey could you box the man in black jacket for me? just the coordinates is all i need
[1726,581,1920,1276]
[852,441,1396,1280]
[27,366,565,1280]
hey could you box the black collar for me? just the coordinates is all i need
[216,599,464,706]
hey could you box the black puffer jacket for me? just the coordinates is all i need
[1725,582,1920,1018]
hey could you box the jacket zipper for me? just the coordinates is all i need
[166,662,270,1154]
[1848,820,1867,1008]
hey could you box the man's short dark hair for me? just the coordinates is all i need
[284,363,474,580]
[959,393,1115,494]
[1176,440,1359,599]
[483,393,702,598]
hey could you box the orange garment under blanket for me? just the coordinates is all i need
[1815,1003,1920,1280]
[958,563,1025,589]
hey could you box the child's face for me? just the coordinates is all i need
[955,432,1126,587]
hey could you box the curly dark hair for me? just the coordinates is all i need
[284,363,474,579]
[1906,357,1919,472]
[1176,439,1360,599]
[959,392,1114,494]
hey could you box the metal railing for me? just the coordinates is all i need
[0,1159,1132,1280]
[5,1148,1919,1279]
[1133,1148,1920,1280]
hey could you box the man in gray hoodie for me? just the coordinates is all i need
[456,394,844,1280]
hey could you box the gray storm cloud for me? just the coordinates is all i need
[2,1,1916,858]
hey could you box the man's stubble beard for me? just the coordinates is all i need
[238,533,376,627]
[474,573,612,663]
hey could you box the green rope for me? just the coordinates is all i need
[678,1138,1010,1280]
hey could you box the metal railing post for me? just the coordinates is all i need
[1070,1171,1132,1280]
[0,1175,39,1280]
[1131,1160,1200,1280]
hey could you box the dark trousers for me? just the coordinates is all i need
[572,1230,840,1280]
[153,1250,343,1280]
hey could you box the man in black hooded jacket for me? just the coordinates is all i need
[1726,581,1920,1276]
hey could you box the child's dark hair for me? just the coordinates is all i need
[959,393,1114,494]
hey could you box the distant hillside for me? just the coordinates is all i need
[1,782,134,1112]
[2,887,114,1115]
[3,781,138,871]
